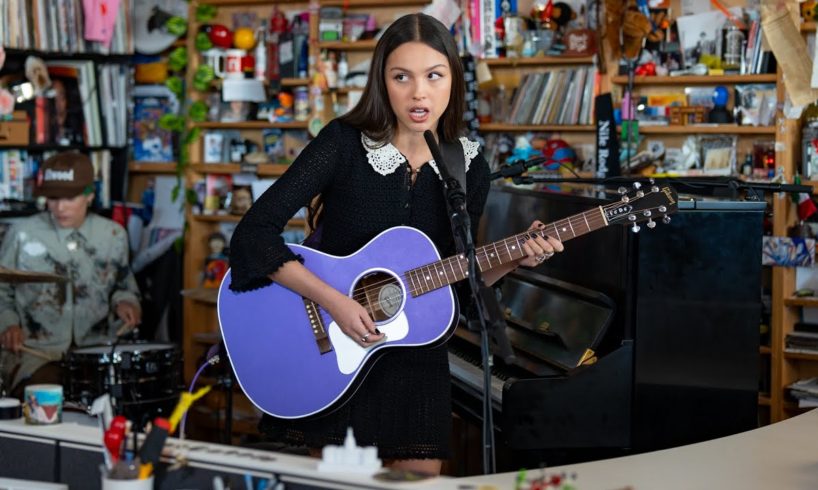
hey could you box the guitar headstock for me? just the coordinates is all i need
[603,181,679,233]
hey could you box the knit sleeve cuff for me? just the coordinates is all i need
[228,250,304,293]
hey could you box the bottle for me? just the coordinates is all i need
[254,21,267,81]
[492,84,508,123]
[337,52,348,88]
[721,18,745,72]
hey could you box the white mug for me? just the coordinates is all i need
[224,49,247,79]
[202,49,227,78]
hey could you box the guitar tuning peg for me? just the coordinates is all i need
[647,219,656,229]
[628,214,637,222]
[659,206,667,213]
[636,190,644,198]
[631,223,641,233]
[651,186,660,193]
[621,196,630,203]
[662,215,671,224]
[618,186,628,195]
[633,182,642,190]
[649,178,655,184]
[642,210,652,217]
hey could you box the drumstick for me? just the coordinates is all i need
[20,345,53,362]
[115,323,138,337]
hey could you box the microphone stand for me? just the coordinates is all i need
[424,131,512,475]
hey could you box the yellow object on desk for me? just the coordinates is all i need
[168,385,212,433]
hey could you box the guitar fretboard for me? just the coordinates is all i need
[405,206,608,297]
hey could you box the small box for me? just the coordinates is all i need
[0,111,30,146]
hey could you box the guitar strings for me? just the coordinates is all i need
[345,211,609,305]
[345,210,611,304]
[343,199,668,306]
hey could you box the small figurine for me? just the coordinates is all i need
[202,232,229,288]
[230,186,253,215]
[708,85,733,123]
[24,56,51,94]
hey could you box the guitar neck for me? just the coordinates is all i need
[405,206,609,297]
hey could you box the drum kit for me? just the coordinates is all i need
[0,267,182,425]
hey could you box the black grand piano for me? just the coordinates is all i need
[448,183,765,473]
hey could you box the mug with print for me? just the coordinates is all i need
[224,49,247,79]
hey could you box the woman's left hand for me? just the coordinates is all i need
[517,220,564,268]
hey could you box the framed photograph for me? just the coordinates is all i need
[762,237,815,267]
[132,85,179,162]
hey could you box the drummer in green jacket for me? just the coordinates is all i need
[0,152,141,399]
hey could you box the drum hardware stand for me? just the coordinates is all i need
[424,131,514,475]
[219,370,234,445]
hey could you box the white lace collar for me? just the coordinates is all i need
[361,133,479,178]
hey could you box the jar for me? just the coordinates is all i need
[294,87,310,121]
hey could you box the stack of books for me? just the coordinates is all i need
[785,322,818,355]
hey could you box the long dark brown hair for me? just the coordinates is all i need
[307,13,466,232]
[340,13,466,143]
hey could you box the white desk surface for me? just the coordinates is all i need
[2,409,817,490]
[458,408,818,490]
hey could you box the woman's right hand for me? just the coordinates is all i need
[325,294,385,347]
[0,325,23,353]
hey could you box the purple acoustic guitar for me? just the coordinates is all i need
[218,184,678,419]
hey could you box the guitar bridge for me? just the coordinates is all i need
[303,298,333,354]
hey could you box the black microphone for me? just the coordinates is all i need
[489,157,548,181]
[423,130,466,211]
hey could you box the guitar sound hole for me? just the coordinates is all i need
[353,271,404,322]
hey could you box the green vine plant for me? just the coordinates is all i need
[157,3,218,249]
[159,5,217,211]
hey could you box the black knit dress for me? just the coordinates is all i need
[228,119,490,460]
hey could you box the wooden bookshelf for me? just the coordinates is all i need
[622,125,775,135]
[281,77,310,87]
[322,0,429,5]
[761,345,772,355]
[198,0,306,4]
[181,287,219,305]
[610,74,778,85]
[128,162,177,174]
[480,123,596,132]
[319,39,378,51]
[484,56,595,67]
[193,121,308,130]
[193,332,222,345]
[191,214,305,227]
[758,394,771,406]
[784,296,818,308]
[189,163,291,176]
[784,351,818,362]
[801,22,816,32]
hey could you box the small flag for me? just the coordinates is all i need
[797,193,817,221]
[793,176,817,221]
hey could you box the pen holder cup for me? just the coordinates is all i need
[101,476,154,490]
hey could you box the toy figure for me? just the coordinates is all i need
[202,232,229,288]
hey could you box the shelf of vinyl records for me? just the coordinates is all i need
[618,124,775,135]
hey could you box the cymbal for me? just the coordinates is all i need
[0,267,67,283]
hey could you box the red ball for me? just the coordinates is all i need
[209,24,233,49]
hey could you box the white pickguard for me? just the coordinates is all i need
[328,312,409,375]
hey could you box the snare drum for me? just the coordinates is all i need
[64,342,182,420]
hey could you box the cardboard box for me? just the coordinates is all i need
[0,111,30,146]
